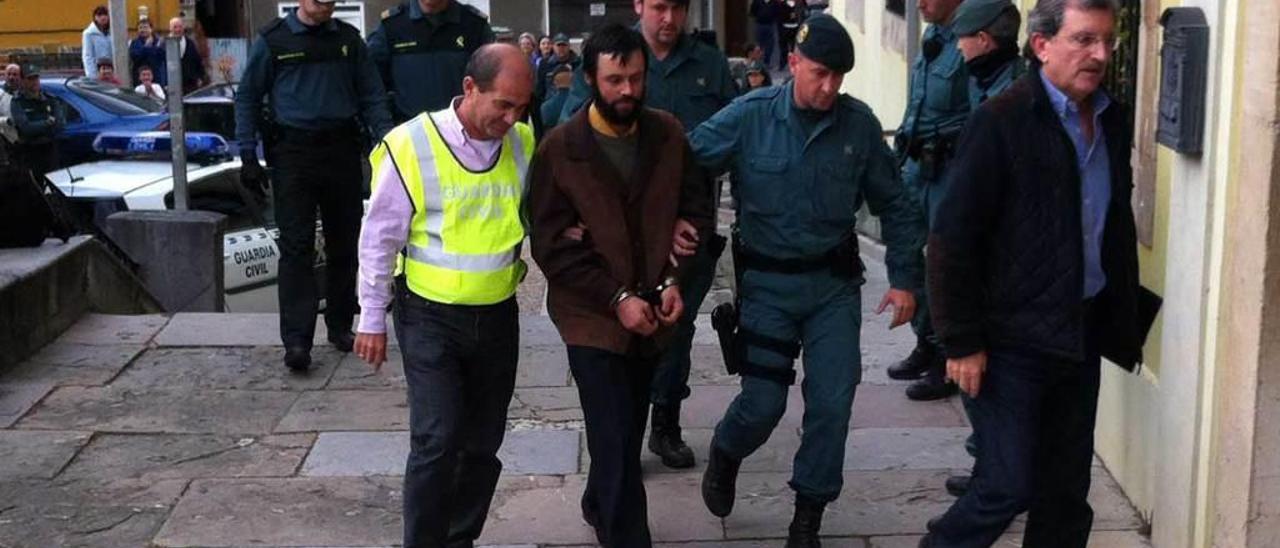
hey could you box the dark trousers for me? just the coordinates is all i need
[14,142,57,178]
[927,341,1101,548]
[394,284,519,548]
[568,345,656,548]
[270,131,363,348]
[778,25,799,70]
[755,23,777,71]
[651,237,720,407]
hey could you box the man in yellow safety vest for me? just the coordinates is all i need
[353,43,534,548]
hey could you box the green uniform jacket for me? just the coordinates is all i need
[558,32,736,132]
[10,91,65,145]
[898,23,970,143]
[688,83,925,290]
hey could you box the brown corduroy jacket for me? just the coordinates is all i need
[527,105,714,354]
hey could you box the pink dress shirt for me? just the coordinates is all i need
[356,98,503,334]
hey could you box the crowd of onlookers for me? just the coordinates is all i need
[80,4,207,97]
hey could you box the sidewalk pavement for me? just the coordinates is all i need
[0,255,1150,547]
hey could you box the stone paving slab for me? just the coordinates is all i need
[2,343,145,386]
[0,429,92,479]
[152,477,403,547]
[155,313,354,347]
[844,428,974,471]
[54,313,169,345]
[274,390,408,433]
[59,433,314,481]
[867,531,1151,547]
[16,387,299,434]
[0,477,188,548]
[726,470,956,538]
[112,347,343,391]
[328,351,407,390]
[516,345,572,387]
[0,381,53,428]
[508,387,583,425]
[300,430,579,477]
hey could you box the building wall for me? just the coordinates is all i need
[831,2,1276,546]
[0,0,183,51]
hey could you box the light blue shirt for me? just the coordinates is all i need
[1040,70,1111,299]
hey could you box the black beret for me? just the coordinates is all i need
[795,14,855,74]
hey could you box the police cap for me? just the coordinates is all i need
[794,14,854,74]
[21,63,41,78]
[553,33,570,44]
[951,0,1016,36]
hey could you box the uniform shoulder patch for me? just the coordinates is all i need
[381,4,404,20]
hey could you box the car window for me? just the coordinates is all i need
[47,95,83,123]
[67,79,164,115]
[166,167,273,231]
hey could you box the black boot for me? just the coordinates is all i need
[905,357,957,401]
[888,338,935,380]
[283,346,311,371]
[649,403,695,468]
[945,474,971,497]
[701,443,741,517]
[785,494,826,548]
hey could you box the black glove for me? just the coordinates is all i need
[240,150,267,195]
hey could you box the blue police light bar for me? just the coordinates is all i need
[93,131,230,159]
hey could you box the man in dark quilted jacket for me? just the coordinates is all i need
[919,0,1148,546]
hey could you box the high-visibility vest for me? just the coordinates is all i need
[370,112,533,305]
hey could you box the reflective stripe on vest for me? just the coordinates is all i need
[372,112,534,305]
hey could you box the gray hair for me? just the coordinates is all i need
[1023,0,1118,62]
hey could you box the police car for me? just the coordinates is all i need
[45,131,326,312]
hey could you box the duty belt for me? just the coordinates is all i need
[734,234,864,279]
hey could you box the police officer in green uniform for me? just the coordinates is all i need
[559,0,738,472]
[8,64,65,176]
[692,15,924,545]
[937,0,1026,500]
[888,0,971,401]
[367,0,494,122]
[954,0,1026,109]
[235,0,393,370]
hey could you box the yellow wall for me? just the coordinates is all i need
[0,0,181,50]
[833,1,910,127]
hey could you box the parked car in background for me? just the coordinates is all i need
[40,77,168,168]
[45,132,327,312]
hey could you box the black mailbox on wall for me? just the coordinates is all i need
[1157,7,1209,155]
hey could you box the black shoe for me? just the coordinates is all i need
[702,443,741,517]
[581,498,605,544]
[888,342,935,380]
[328,331,355,352]
[649,404,695,469]
[284,347,311,371]
[785,494,826,548]
[945,474,971,497]
[905,360,957,401]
